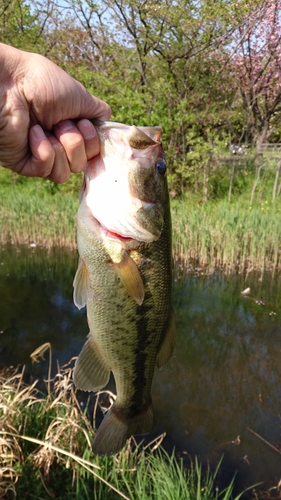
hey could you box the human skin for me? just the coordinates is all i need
[0,43,111,183]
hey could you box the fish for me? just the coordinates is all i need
[72,121,175,456]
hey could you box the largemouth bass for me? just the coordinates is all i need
[73,121,175,456]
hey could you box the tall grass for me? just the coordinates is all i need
[0,170,79,249]
[172,199,281,275]
[1,167,281,272]
[0,351,245,500]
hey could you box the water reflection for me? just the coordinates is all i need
[153,267,281,493]
[0,245,86,377]
[1,245,281,494]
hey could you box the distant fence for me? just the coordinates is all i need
[260,143,281,152]
[215,143,281,168]
[215,155,251,169]
[259,143,281,158]
[227,143,281,155]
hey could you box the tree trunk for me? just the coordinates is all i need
[202,157,210,203]
[273,154,281,202]
[228,161,235,202]
[255,122,269,156]
[250,159,264,204]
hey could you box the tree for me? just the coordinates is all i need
[221,0,281,151]
[7,0,280,197]
[0,0,47,51]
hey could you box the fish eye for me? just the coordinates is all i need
[155,159,166,175]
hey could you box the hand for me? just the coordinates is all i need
[0,44,111,183]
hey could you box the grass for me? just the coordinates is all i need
[171,152,281,274]
[172,198,281,275]
[1,164,281,273]
[0,170,79,249]
[0,167,269,498]
[0,347,245,500]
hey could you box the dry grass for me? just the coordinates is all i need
[0,350,126,499]
[0,346,171,500]
[0,345,246,500]
[0,367,38,498]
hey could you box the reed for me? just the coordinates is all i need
[0,352,245,500]
[172,199,281,275]
[1,168,281,272]
[0,171,78,249]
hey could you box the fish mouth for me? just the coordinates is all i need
[85,193,160,243]
[103,229,133,242]
[94,212,159,244]
[100,220,157,244]
[100,224,143,250]
[91,215,137,244]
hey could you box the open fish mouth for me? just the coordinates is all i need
[103,229,133,242]
[82,120,167,245]
[85,188,161,242]
[95,207,162,243]
[82,196,162,244]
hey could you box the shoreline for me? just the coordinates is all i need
[1,170,281,275]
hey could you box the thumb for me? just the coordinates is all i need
[76,84,111,122]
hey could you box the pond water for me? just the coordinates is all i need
[1,244,281,495]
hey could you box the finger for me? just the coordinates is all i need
[53,120,87,173]
[46,132,71,183]
[76,119,100,159]
[29,125,71,183]
[19,124,55,178]
[74,85,111,122]
[88,97,111,121]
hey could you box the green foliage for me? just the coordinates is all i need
[0,0,46,51]
[2,0,280,193]
[2,161,281,274]
[2,0,281,263]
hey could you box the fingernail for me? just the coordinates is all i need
[78,120,96,140]
[58,120,74,132]
[32,124,46,140]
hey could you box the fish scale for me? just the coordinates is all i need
[73,121,175,456]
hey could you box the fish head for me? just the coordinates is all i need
[82,122,168,243]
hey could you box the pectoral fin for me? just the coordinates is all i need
[73,258,93,309]
[73,334,110,392]
[156,309,176,369]
[113,251,144,306]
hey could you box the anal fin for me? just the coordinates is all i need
[73,334,110,392]
[113,251,144,306]
[156,308,176,369]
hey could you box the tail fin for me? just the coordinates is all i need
[92,401,153,456]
